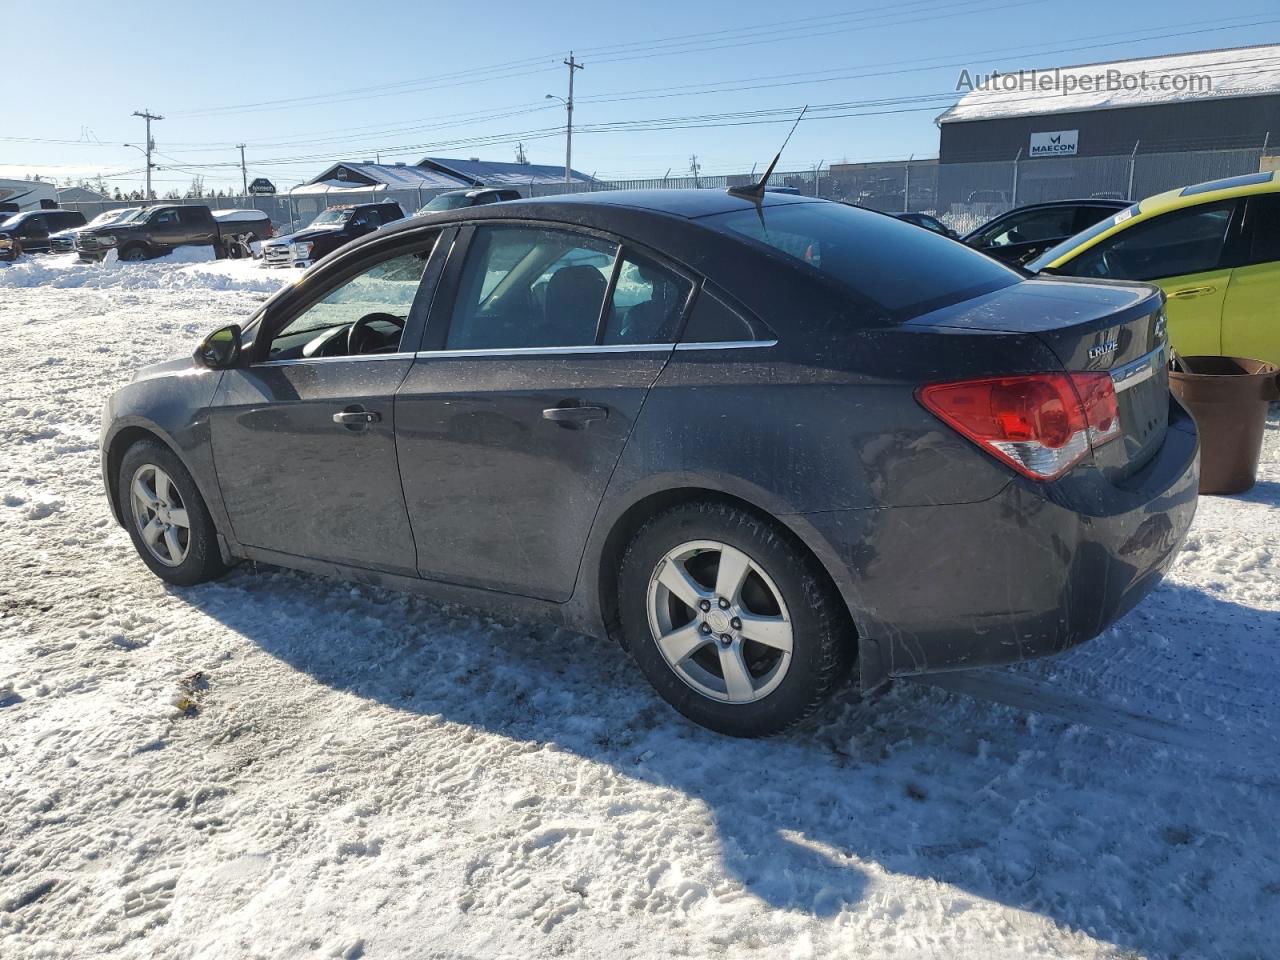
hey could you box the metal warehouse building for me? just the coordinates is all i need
[927,44,1280,215]
[937,44,1280,162]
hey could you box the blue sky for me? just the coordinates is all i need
[2,0,1276,192]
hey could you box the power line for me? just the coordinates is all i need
[160,0,1037,120]
[576,15,1280,105]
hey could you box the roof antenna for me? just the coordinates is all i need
[728,105,807,200]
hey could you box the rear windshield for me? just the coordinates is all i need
[701,201,1020,318]
[1028,202,1140,271]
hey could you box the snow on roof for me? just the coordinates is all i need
[939,44,1280,124]
[298,162,471,194]
[211,209,269,221]
[418,156,597,186]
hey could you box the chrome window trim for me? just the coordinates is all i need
[408,339,778,360]
[1110,342,1166,393]
[414,343,674,359]
[675,339,778,351]
[253,352,417,368]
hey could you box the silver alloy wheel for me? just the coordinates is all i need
[129,464,191,567]
[646,539,794,704]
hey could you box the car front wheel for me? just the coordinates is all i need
[618,500,854,737]
[118,439,228,586]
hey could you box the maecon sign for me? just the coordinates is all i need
[1029,130,1079,157]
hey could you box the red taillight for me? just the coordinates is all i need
[918,372,1120,481]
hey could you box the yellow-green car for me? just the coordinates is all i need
[1028,171,1279,365]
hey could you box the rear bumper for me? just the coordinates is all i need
[802,395,1200,680]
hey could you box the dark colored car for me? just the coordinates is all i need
[965,199,1130,265]
[0,209,87,260]
[415,188,521,215]
[262,202,405,268]
[75,204,232,262]
[101,190,1197,737]
[895,211,958,239]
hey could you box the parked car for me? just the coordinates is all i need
[211,209,274,258]
[102,189,1197,737]
[49,207,143,253]
[415,188,521,215]
[75,204,268,262]
[964,199,1129,264]
[1030,171,1280,365]
[0,209,87,261]
[966,189,1011,205]
[895,211,958,239]
[262,202,405,268]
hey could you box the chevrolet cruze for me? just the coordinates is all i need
[102,190,1198,736]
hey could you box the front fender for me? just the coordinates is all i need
[101,367,227,535]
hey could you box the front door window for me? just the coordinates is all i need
[266,246,433,361]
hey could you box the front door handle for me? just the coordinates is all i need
[542,404,608,426]
[1170,285,1217,299]
[333,409,381,425]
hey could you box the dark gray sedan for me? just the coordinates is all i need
[101,190,1198,737]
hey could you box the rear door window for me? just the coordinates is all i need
[703,201,1020,319]
[601,253,692,345]
[446,225,617,349]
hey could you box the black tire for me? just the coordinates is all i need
[118,439,229,586]
[618,500,854,737]
[119,244,148,262]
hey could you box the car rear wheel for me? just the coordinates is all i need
[618,500,854,737]
[118,439,228,586]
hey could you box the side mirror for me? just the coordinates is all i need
[195,324,242,369]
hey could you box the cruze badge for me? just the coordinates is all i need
[1089,340,1119,360]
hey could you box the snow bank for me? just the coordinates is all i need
[0,251,289,293]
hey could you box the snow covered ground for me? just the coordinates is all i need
[1,257,1278,960]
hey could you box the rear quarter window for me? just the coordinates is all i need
[702,201,1021,319]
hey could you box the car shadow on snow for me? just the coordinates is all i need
[179,570,1280,957]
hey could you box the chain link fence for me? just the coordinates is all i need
[57,145,1274,237]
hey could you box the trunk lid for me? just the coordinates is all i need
[907,276,1169,480]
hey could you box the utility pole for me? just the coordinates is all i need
[236,143,248,195]
[132,109,163,199]
[563,52,584,185]
[515,141,528,164]
[689,154,701,188]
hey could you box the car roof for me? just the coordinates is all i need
[997,198,1130,213]
[1139,170,1278,216]
[407,188,819,222]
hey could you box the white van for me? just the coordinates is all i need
[0,178,58,214]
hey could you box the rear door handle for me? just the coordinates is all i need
[333,409,381,425]
[1171,285,1216,299]
[542,404,608,426]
